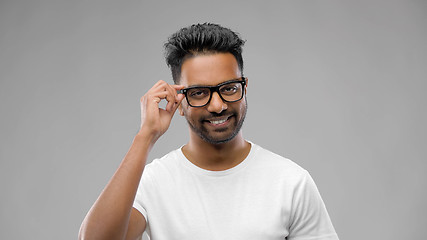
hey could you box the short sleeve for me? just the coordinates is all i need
[132,185,148,223]
[287,171,339,240]
[132,167,152,224]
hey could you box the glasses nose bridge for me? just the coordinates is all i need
[206,86,227,112]
[210,85,221,95]
[209,85,225,102]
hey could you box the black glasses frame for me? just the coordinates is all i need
[178,77,247,107]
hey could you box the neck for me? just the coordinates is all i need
[182,132,251,171]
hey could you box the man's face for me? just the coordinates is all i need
[178,53,247,144]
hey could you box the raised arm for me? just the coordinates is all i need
[79,80,184,240]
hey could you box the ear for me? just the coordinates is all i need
[244,77,249,93]
[178,102,184,116]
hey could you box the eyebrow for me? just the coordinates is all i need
[184,78,243,88]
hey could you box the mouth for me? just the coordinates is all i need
[210,118,228,125]
[204,115,233,126]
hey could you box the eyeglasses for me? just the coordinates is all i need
[178,77,246,107]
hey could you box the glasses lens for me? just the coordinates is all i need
[219,81,243,102]
[186,87,211,107]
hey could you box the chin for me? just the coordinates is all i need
[201,134,236,145]
[197,124,242,145]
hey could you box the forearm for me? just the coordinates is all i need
[79,133,154,240]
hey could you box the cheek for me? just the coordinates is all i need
[238,99,247,113]
[180,105,195,121]
[179,101,190,116]
[237,101,248,119]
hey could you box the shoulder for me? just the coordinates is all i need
[142,148,183,181]
[249,142,308,180]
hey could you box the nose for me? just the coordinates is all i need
[207,92,227,113]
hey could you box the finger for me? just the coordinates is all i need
[173,94,185,110]
[161,83,184,96]
[150,82,169,96]
[165,93,179,112]
[171,85,185,107]
[171,85,185,95]
[148,84,174,100]
[148,91,173,102]
[150,80,175,96]
[148,81,184,112]
[166,93,185,114]
[162,84,184,111]
[147,91,178,113]
[152,81,179,103]
[153,79,168,88]
[171,84,185,90]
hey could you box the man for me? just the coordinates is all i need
[79,23,339,240]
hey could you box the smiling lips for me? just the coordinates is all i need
[210,119,227,125]
[206,115,232,125]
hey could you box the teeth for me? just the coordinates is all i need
[210,119,227,125]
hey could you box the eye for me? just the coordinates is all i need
[188,88,210,99]
[220,84,239,95]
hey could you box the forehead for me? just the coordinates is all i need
[180,53,241,87]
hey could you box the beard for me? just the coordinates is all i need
[184,98,247,145]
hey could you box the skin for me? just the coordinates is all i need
[78,52,250,240]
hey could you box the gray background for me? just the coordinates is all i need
[1,0,426,239]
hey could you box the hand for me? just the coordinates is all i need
[138,80,185,142]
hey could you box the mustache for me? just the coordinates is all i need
[202,111,234,120]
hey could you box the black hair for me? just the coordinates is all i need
[164,23,246,83]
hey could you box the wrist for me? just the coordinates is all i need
[134,129,158,149]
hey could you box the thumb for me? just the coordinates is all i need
[170,93,185,113]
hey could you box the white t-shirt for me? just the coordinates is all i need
[133,142,338,240]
